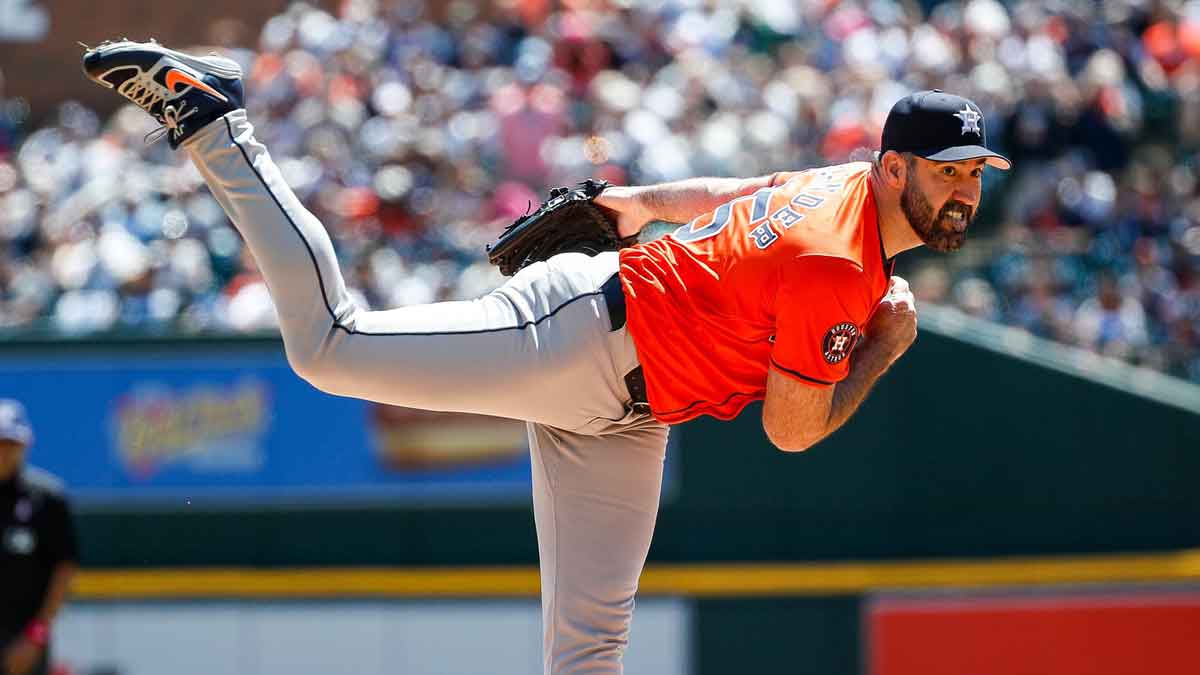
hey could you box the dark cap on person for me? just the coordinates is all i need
[881,90,1011,170]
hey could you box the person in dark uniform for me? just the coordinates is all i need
[0,400,78,675]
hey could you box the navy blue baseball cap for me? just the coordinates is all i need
[0,399,33,445]
[882,90,1011,170]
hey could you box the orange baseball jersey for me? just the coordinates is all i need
[618,161,895,424]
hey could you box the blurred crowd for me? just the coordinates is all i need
[0,0,1199,381]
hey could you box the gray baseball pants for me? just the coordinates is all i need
[184,110,670,674]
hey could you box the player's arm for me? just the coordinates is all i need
[34,561,76,626]
[34,495,78,627]
[596,173,790,238]
[763,272,917,452]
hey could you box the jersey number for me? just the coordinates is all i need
[672,188,775,243]
[671,170,847,249]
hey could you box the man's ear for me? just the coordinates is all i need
[880,151,907,189]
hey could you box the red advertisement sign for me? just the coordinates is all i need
[868,589,1200,675]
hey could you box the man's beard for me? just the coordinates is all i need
[900,181,972,252]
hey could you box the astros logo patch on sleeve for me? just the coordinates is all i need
[822,322,859,364]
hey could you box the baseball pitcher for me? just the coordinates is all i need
[82,40,1010,674]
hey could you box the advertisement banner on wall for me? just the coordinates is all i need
[0,349,535,506]
[866,589,1200,675]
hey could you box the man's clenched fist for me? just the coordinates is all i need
[864,276,918,368]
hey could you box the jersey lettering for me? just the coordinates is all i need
[745,186,839,251]
[749,222,778,249]
[771,206,804,229]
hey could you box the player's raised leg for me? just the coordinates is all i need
[81,40,631,429]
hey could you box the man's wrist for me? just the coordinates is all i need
[851,339,894,378]
[23,619,49,647]
[616,186,653,220]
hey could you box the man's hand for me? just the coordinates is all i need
[3,638,43,675]
[862,276,918,368]
[594,185,654,239]
[762,275,917,452]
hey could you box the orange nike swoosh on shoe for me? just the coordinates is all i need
[164,68,228,102]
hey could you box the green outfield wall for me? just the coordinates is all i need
[58,312,1200,568]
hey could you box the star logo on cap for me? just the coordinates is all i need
[954,106,982,136]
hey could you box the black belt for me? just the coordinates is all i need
[601,274,649,408]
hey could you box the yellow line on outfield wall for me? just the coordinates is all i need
[72,549,1200,600]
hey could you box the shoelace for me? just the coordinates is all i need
[117,71,166,114]
[115,70,196,144]
[144,104,197,145]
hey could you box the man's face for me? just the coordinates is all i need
[900,156,985,252]
[0,439,26,481]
